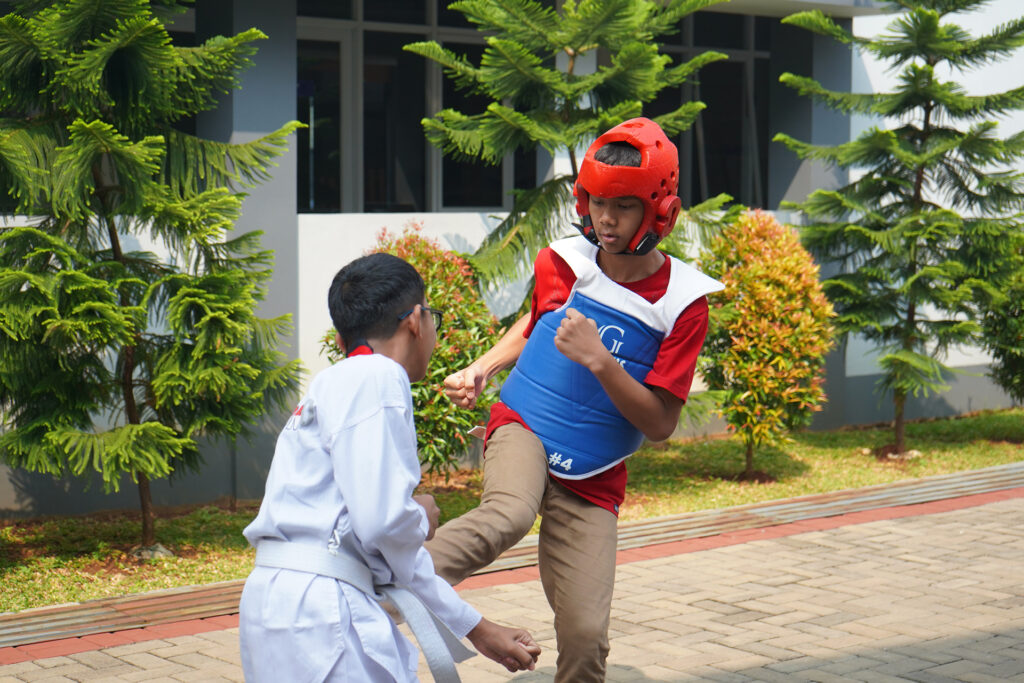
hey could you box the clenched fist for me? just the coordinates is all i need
[553,308,610,370]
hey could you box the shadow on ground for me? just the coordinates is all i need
[494,625,1024,681]
[506,664,666,681]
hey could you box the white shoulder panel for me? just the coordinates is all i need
[549,236,724,333]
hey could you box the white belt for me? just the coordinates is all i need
[254,539,475,683]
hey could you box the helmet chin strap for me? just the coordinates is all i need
[573,217,657,256]
[630,233,660,255]
[573,217,601,248]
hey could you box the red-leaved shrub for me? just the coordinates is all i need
[699,210,835,478]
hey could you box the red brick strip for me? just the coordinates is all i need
[457,486,1024,589]
[0,614,240,665]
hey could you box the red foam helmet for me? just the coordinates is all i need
[574,117,682,255]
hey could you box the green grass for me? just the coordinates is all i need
[619,411,1024,519]
[1,408,1021,613]
[0,504,257,613]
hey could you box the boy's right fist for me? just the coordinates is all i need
[443,367,486,409]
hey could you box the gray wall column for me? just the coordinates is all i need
[195,1,299,348]
[768,19,851,208]
[768,19,864,430]
[195,0,300,501]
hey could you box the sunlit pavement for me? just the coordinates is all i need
[1,486,1022,682]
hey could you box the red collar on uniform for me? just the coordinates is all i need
[347,343,373,357]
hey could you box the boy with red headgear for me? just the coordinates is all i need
[427,117,723,681]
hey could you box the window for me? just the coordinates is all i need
[649,12,771,208]
[365,0,425,24]
[297,40,341,212]
[295,1,534,213]
[694,11,746,49]
[437,0,471,29]
[297,0,352,20]
[364,32,426,212]
[441,42,502,208]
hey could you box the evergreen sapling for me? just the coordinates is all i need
[0,0,302,548]
[775,1,1024,454]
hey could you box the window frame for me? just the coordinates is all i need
[658,12,772,209]
[296,3,520,213]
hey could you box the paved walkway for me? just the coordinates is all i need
[0,488,1022,682]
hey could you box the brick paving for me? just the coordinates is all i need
[1,490,1022,682]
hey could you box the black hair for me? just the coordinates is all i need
[594,140,641,167]
[328,252,425,350]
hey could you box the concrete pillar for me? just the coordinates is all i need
[194,0,300,499]
[195,1,299,356]
[768,19,851,209]
[767,18,854,429]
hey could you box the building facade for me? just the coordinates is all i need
[0,0,1017,516]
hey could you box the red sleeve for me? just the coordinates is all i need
[525,247,576,337]
[644,296,710,402]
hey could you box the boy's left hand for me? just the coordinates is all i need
[413,494,440,540]
[554,308,609,369]
[467,618,541,672]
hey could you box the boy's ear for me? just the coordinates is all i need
[334,332,345,354]
[403,304,423,339]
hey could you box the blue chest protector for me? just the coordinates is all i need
[499,236,724,479]
[500,294,659,478]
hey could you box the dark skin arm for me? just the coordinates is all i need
[553,307,682,442]
[443,314,530,409]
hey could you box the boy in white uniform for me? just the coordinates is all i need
[239,253,540,682]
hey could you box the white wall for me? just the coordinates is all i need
[297,211,533,384]
[846,0,1023,377]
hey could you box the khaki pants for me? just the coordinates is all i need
[426,423,617,682]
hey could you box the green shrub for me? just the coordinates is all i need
[699,210,835,478]
[322,222,502,473]
[984,273,1024,405]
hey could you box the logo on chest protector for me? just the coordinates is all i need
[598,324,627,367]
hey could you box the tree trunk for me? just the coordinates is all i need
[745,439,755,479]
[138,472,155,547]
[104,212,154,546]
[893,390,907,455]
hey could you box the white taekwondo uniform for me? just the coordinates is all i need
[239,353,481,682]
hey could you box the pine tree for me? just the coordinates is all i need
[404,0,730,285]
[0,0,302,548]
[774,1,1024,454]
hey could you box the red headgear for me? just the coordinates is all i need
[573,117,681,255]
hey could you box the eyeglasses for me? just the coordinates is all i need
[398,306,443,331]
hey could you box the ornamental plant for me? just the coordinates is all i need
[775,1,1024,454]
[0,0,302,548]
[699,210,835,479]
[983,272,1024,404]
[404,0,730,286]
[323,223,502,474]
